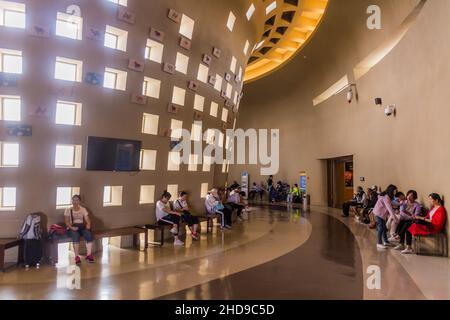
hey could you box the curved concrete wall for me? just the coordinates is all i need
[231,0,450,214]
[0,0,260,236]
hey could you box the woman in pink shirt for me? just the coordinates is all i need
[372,184,398,249]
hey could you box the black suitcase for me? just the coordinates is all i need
[23,239,42,267]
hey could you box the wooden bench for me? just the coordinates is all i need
[49,226,147,265]
[414,230,448,257]
[136,215,218,246]
[0,239,23,272]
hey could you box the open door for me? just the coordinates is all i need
[326,156,354,209]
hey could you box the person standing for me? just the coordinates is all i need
[372,185,398,249]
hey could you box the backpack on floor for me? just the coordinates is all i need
[19,213,42,240]
[19,213,43,267]
[23,239,43,267]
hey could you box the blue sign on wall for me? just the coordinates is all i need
[300,174,307,192]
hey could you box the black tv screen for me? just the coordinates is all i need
[86,137,142,172]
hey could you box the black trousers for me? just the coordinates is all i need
[221,206,233,226]
[181,210,199,227]
[228,202,244,217]
[342,201,358,216]
[397,220,413,245]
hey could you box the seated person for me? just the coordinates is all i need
[399,193,447,254]
[286,184,293,203]
[342,186,366,217]
[292,184,301,203]
[258,182,266,201]
[249,183,261,201]
[358,186,378,224]
[229,181,240,190]
[390,190,421,243]
[173,191,200,240]
[64,195,94,265]
[227,187,246,223]
[156,191,184,246]
[386,192,405,236]
[205,188,232,229]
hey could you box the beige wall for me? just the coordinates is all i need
[0,0,261,237]
[231,0,450,218]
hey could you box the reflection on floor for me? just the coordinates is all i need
[0,205,445,300]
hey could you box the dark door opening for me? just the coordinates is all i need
[326,156,354,209]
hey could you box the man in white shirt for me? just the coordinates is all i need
[227,187,246,223]
[156,191,184,246]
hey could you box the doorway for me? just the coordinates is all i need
[326,156,354,209]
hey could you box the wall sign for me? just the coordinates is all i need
[131,93,147,105]
[212,47,221,58]
[163,63,175,74]
[159,127,172,138]
[179,37,191,50]
[188,80,198,91]
[128,59,145,72]
[7,125,32,137]
[208,75,216,86]
[149,28,165,42]
[117,7,136,24]
[27,25,50,38]
[167,104,180,115]
[84,72,103,86]
[86,27,102,41]
[193,110,203,121]
[202,54,212,65]
[168,9,181,23]
[0,73,18,87]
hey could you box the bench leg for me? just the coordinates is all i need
[0,247,5,272]
[160,227,164,246]
[145,229,149,249]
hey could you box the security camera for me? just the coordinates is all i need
[385,104,396,117]
[346,88,353,104]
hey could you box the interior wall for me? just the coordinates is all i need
[0,0,261,237]
[230,0,450,218]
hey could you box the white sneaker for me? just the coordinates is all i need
[383,242,395,247]
[377,244,387,250]
[170,226,178,235]
[388,235,399,242]
[174,239,184,246]
[401,248,414,255]
[394,244,404,251]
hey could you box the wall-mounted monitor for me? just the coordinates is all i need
[86,136,142,172]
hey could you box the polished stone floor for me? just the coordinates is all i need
[0,205,447,300]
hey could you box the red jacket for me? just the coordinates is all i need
[408,206,447,236]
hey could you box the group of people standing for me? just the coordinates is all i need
[342,185,447,254]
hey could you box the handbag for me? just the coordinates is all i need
[70,209,86,229]
[214,203,225,211]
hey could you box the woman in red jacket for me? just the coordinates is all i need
[401,193,447,254]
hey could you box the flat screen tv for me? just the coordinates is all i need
[86,136,142,172]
